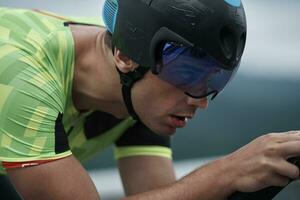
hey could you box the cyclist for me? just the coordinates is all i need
[0,1,299,199]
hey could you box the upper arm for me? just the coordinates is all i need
[117,155,176,196]
[7,155,100,200]
[115,121,176,195]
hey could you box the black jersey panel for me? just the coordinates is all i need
[84,111,123,140]
[115,121,171,147]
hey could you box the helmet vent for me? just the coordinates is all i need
[103,0,118,33]
[220,26,235,60]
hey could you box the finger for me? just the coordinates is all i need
[282,131,300,141]
[268,174,291,187]
[264,131,300,143]
[274,159,300,180]
[279,141,300,158]
[286,130,300,135]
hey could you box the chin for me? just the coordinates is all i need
[150,125,177,136]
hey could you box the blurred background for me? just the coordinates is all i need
[1,0,299,199]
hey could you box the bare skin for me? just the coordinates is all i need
[7,24,300,200]
[118,156,176,195]
[7,156,100,200]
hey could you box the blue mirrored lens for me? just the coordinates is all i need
[157,43,239,99]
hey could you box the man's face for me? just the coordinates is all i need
[132,71,208,136]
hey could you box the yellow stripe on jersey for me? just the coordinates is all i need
[0,151,72,162]
[24,106,50,137]
[1,132,12,148]
[0,84,13,111]
[0,45,18,59]
[0,26,10,40]
[114,146,172,160]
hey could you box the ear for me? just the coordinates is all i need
[114,48,139,73]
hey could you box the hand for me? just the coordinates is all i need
[223,131,300,193]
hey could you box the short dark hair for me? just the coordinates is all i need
[104,31,113,50]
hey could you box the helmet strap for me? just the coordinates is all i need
[117,66,150,121]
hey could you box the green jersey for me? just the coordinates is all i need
[0,7,171,174]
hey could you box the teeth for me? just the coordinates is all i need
[184,117,188,122]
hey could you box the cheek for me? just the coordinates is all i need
[133,75,183,117]
[131,75,186,134]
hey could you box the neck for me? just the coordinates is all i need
[70,25,128,118]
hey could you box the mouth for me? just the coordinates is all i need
[168,115,190,128]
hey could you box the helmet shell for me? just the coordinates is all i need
[103,0,247,70]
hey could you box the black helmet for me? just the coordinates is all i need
[103,0,247,121]
[103,0,246,70]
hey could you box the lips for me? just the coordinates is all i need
[168,115,191,128]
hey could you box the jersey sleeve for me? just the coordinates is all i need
[114,121,172,160]
[0,45,71,169]
[0,8,77,172]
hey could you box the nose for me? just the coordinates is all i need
[186,96,208,109]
